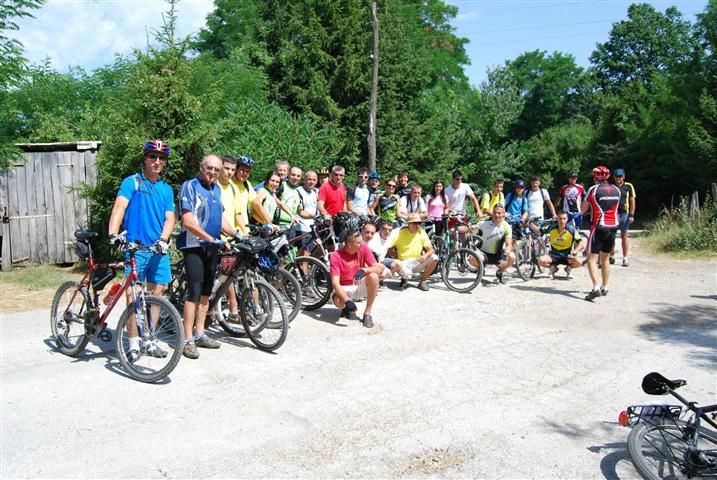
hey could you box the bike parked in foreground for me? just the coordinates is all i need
[50,231,183,383]
[619,372,717,480]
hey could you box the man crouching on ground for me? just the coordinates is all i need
[329,217,384,328]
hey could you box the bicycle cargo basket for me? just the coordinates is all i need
[74,241,91,259]
[91,267,116,291]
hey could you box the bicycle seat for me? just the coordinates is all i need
[74,230,98,241]
[642,372,687,395]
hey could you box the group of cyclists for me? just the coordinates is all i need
[108,139,637,359]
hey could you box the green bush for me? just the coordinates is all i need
[646,194,717,254]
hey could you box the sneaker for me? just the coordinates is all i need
[609,256,616,265]
[496,271,505,284]
[341,300,358,320]
[565,267,573,279]
[548,265,558,279]
[622,257,629,267]
[143,341,168,358]
[226,312,240,323]
[417,280,429,291]
[585,289,602,301]
[399,278,408,289]
[362,314,374,328]
[600,286,609,297]
[127,349,140,363]
[195,334,221,349]
[183,342,199,359]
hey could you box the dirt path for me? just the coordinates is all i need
[1,239,715,478]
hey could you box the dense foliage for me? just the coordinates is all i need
[2,0,716,231]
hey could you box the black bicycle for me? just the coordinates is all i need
[620,372,717,479]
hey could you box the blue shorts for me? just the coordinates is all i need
[124,251,171,285]
[568,212,583,229]
[618,213,630,232]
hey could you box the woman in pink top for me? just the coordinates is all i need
[425,180,449,236]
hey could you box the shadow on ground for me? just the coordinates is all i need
[640,302,717,368]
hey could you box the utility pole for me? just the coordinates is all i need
[368,1,379,172]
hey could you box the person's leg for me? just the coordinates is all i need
[182,249,204,342]
[419,256,437,282]
[194,249,221,348]
[621,231,629,263]
[537,255,553,268]
[587,253,600,288]
[363,273,379,315]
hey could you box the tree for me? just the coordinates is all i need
[0,0,44,168]
[505,50,584,140]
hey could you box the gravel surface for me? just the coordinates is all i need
[1,240,716,479]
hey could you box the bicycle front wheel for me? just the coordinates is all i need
[240,279,288,352]
[627,420,717,480]
[287,256,331,311]
[515,240,536,281]
[115,294,183,383]
[441,248,483,293]
[50,281,92,356]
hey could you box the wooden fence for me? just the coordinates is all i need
[0,142,100,270]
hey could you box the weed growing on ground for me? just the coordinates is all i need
[645,195,717,255]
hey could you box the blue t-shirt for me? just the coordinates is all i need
[117,173,175,246]
[176,177,223,249]
[504,192,529,220]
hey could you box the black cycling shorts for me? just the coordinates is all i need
[182,247,220,302]
[483,251,507,265]
[588,227,617,254]
[547,253,570,266]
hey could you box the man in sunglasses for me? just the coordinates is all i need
[347,167,372,217]
[108,140,176,362]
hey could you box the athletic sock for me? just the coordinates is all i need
[128,337,140,351]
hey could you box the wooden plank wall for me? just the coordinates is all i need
[0,148,98,269]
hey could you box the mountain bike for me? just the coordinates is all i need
[514,217,551,281]
[50,231,183,383]
[428,214,484,293]
[166,236,289,352]
[619,372,717,479]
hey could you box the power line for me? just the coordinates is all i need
[475,30,608,46]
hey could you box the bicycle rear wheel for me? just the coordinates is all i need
[515,240,536,281]
[214,280,247,337]
[265,267,302,322]
[115,294,183,383]
[240,279,288,352]
[50,281,92,356]
[627,420,717,480]
[287,256,331,311]
[441,248,483,293]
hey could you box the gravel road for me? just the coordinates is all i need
[1,240,716,479]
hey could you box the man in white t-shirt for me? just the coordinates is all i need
[526,175,557,221]
[297,170,318,233]
[445,170,480,214]
[366,219,403,279]
[398,185,428,220]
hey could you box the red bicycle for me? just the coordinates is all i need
[50,230,183,383]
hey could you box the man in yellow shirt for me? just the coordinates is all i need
[386,213,438,291]
[219,156,242,236]
[231,155,261,233]
[480,178,505,216]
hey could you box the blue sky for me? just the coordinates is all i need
[14,0,707,86]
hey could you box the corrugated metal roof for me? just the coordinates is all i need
[14,141,102,152]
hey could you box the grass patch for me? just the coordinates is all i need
[0,263,87,291]
[644,195,717,256]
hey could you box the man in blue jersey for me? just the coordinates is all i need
[108,140,176,362]
[177,154,238,359]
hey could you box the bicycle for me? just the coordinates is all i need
[427,214,484,293]
[166,236,289,352]
[50,231,183,383]
[619,372,717,479]
[514,217,551,281]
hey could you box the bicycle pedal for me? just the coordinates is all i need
[98,329,112,342]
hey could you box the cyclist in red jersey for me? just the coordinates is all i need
[581,166,621,301]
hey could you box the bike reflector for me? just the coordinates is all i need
[618,410,629,427]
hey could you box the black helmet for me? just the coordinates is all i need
[334,212,362,243]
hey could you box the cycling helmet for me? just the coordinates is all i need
[514,179,526,188]
[569,171,579,177]
[257,249,280,273]
[237,155,254,168]
[335,212,362,243]
[143,140,170,157]
[317,166,330,176]
[592,166,610,180]
[369,171,380,179]
[613,168,625,177]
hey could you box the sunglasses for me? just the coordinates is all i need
[386,184,396,188]
[358,175,368,179]
[146,153,167,161]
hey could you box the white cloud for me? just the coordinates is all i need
[13,0,215,72]
[455,10,481,23]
